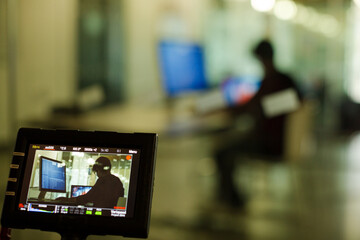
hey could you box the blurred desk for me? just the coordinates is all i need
[46,104,170,133]
[28,103,233,136]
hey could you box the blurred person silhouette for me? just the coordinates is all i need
[57,156,124,208]
[214,39,302,208]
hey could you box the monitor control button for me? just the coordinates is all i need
[10,164,19,169]
[13,152,25,157]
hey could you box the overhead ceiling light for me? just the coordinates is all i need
[354,0,360,8]
[294,5,309,25]
[251,0,275,12]
[303,7,319,29]
[274,0,298,20]
[319,15,340,38]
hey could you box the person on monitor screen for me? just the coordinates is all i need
[75,157,124,208]
[214,39,303,208]
[58,156,124,208]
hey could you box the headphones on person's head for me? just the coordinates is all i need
[92,157,111,172]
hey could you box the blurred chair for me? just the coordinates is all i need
[240,99,317,198]
[283,99,316,162]
[214,99,316,163]
[213,99,317,200]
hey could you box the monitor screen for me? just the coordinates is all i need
[19,144,140,218]
[71,185,92,198]
[222,76,261,106]
[158,41,208,96]
[195,76,261,114]
[40,157,66,193]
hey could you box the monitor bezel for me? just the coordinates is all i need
[1,128,157,238]
[39,156,67,193]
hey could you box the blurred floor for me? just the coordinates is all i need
[1,132,360,240]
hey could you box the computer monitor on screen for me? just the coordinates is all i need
[71,185,92,198]
[40,156,66,193]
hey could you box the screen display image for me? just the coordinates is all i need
[71,186,92,197]
[40,157,66,193]
[19,144,140,218]
[222,76,261,106]
[195,76,261,114]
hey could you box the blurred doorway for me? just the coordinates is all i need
[78,0,125,104]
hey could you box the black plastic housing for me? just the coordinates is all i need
[1,128,157,238]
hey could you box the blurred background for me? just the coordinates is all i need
[2,0,360,239]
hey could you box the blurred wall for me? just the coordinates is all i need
[123,0,209,102]
[0,0,350,143]
[204,2,267,85]
[122,0,162,103]
[1,0,211,144]
[0,0,9,144]
[15,0,78,123]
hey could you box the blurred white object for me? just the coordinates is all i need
[77,85,105,111]
[261,88,300,118]
[251,0,275,12]
[195,89,226,114]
